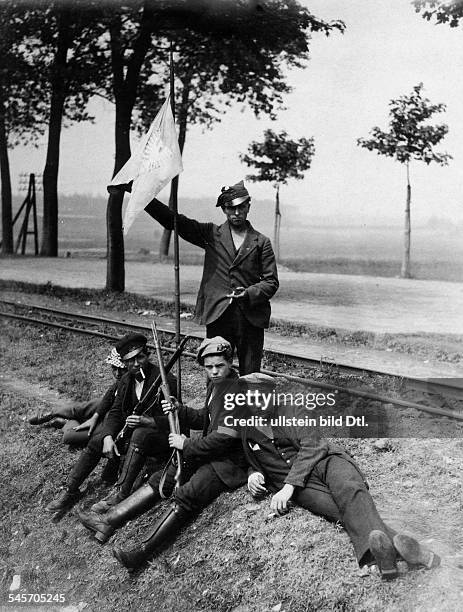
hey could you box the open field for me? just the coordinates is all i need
[7,194,463,282]
[1,319,463,612]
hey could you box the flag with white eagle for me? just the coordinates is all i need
[108,96,183,234]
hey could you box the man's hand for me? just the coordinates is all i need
[73,413,99,437]
[125,414,153,429]
[169,433,187,450]
[102,435,120,459]
[270,484,294,514]
[248,472,267,497]
[161,397,180,414]
[226,286,247,301]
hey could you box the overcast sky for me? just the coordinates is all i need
[10,0,463,225]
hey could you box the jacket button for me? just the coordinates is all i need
[286,460,291,464]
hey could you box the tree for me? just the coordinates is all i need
[413,0,463,26]
[36,3,107,257]
[113,0,344,272]
[0,3,48,254]
[357,83,452,278]
[240,129,315,261]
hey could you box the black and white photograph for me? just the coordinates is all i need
[1,1,462,611]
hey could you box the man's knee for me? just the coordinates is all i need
[131,427,169,456]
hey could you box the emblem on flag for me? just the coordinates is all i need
[108,96,183,234]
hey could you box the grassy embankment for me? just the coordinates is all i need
[1,319,462,612]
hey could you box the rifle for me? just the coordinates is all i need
[151,321,183,491]
[115,334,190,446]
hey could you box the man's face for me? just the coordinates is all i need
[123,350,149,376]
[203,355,232,384]
[111,365,126,380]
[222,201,250,229]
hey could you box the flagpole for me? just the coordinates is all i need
[170,41,182,403]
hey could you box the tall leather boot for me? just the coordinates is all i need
[113,504,190,571]
[46,449,101,513]
[91,444,146,513]
[78,483,158,543]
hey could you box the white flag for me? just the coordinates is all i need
[109,97,183,234]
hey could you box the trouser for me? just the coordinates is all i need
[206,303,264,375]
[293,455,395,566]
[147,460,229,513]
[67,426,169,492]
[61,399,100,446]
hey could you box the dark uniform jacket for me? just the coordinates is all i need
[144,199,279,328]
[241,404,365,492]
[178,371,247,489]
[93,382,119,421]
[101,361,177,439]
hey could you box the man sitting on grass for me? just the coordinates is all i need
[77,337,248,572]
[239,373,440,580]
[46,333,176,516]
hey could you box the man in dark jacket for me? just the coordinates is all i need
[46,333,176,515]
[78,337,248,572]
[144,180,279,374]
[239,373,440,580]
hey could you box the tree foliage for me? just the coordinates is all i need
[241,129,315,185]
[413,0,463,27]
[357,83,451,278]
[357,83,451,166]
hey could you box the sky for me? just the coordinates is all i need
[9,0,463,226]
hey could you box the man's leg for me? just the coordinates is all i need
[78,453,184,543]
[233,311,264,375]
[295,456,396,569]
[45,429,106,513]
[113,463,228,570]
[90,428,170,513]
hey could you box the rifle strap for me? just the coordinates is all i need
[158,450,176,499]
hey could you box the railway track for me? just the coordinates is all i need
[0,298,462,422]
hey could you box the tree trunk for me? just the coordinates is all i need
[159,72,190,260]
[0,100,13,254]
[105,8,153,291]
[106,101,131,292]
[273,183,281,262]
[400,162,411,279]
[40,8,72,257]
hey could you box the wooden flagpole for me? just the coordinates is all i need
[170,41,182,402]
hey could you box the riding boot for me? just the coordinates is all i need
[113,504,190,571]
[78,483,158,543]
[100,458,120,485]
[91,444,145,513]
[46,449,101,512]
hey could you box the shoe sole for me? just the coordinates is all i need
[368,530,398,580]
[393,534,441,569]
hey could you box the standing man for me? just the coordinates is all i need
[144,180,279,374]
[46,333,177,515]
[77,337,248,572]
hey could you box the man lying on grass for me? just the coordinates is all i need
[239,373,440,580]
[78,337,248,571]
[29,347,126,451]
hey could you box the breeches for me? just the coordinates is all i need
[294,455,394,565]
[61,399,101,446]
[86,426,170,459]
[207,303,264,375]
[148,460,229,513]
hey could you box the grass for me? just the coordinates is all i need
[1,320,462,611]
